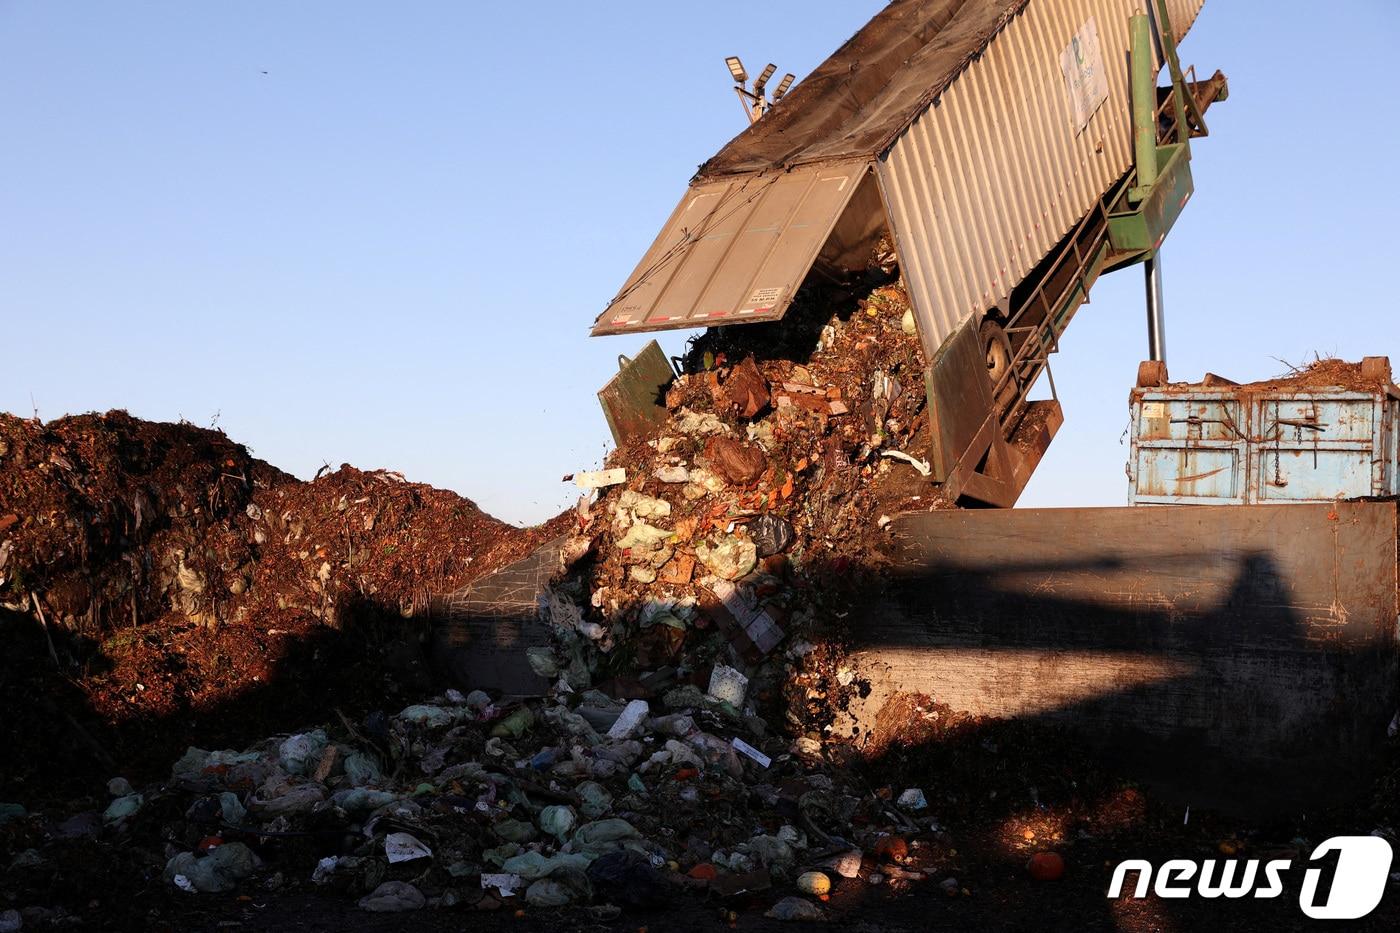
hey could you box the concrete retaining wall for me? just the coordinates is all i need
[843,501,1399,810]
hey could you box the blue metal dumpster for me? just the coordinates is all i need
[1128,360,1400,505]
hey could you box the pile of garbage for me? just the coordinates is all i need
[0,410,566,634]
[7,295,1400,926]
[0,687,957,925]
[541,278,949,751]
[0,410,567,800]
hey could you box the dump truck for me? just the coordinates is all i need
[594,0,1227,507]
[579,1,1398,809]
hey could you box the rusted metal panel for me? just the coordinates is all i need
[841,501,1399,810]
[1255,396,1387,502]
[1132,393,1247,503]
[597,341,675,447]
[925,317,996,483]
[878,0,1205,360]
[1129,385,1400,505]
[591,162,869,337]
[428,538,567,696]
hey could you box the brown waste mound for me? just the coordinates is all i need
[0,410,565,800]
[244,464,570,627]
[0,410,288,629]
[1169,356,1391,393]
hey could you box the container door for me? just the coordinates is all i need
[592,162,870,337]
[1251,395,1380,502]
[1129,393,1247,505]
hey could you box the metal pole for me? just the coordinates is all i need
[1130,13,1158,197]
[1145,252,1166,362]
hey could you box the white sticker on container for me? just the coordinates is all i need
[740,287,784,313]
[1060,17,1109,134]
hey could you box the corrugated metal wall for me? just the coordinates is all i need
[878,0,1204,360]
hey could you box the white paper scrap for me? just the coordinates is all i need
[731,737,771,768]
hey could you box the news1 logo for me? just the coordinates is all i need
[1107,836,1393,919]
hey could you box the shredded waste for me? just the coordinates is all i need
[2,290,1399,928]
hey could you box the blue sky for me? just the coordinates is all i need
[2,1,1395,525]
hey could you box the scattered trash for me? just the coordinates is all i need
[874,835,909,863]
[569,468,627,491]
[481,873,525,898]
[796,870,832,896]
[491,706,536,739]
[766,896,826,921]
[731,737,770,769]
[653,465,690,484]
[897,788,928,811]
[539,804,577,840]
[826,850,863,879]
[358,881,426,912]
[163,843,260,894]
[707,664,749,707]
[606,699,650,739]
[384,832,432,864]
[1028,851,1066,881]
[720,356,771,419]
[748,513,795,557]
[696,534,757,581]
[586,851,671,908]
[704,437,768,486]
[102,794,143,825]
[880,449,932,477]
[8,266,1384,933]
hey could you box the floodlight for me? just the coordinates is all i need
[754,62,777,94]
[774,73,795,101]
[725,56,747,84]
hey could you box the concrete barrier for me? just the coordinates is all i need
[843,501,1399,811]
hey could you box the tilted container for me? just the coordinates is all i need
[593,0,1205,357]
[592,0,1226,507]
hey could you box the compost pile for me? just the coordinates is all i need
[0,410,567,802]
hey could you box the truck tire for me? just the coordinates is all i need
[980,319,1016,410]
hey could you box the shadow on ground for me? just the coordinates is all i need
[1,535,1398,932]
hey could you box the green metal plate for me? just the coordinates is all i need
[1108,144,1195,253]
[597,340,675,448]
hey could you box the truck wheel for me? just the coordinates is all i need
[980,319,1016,409]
